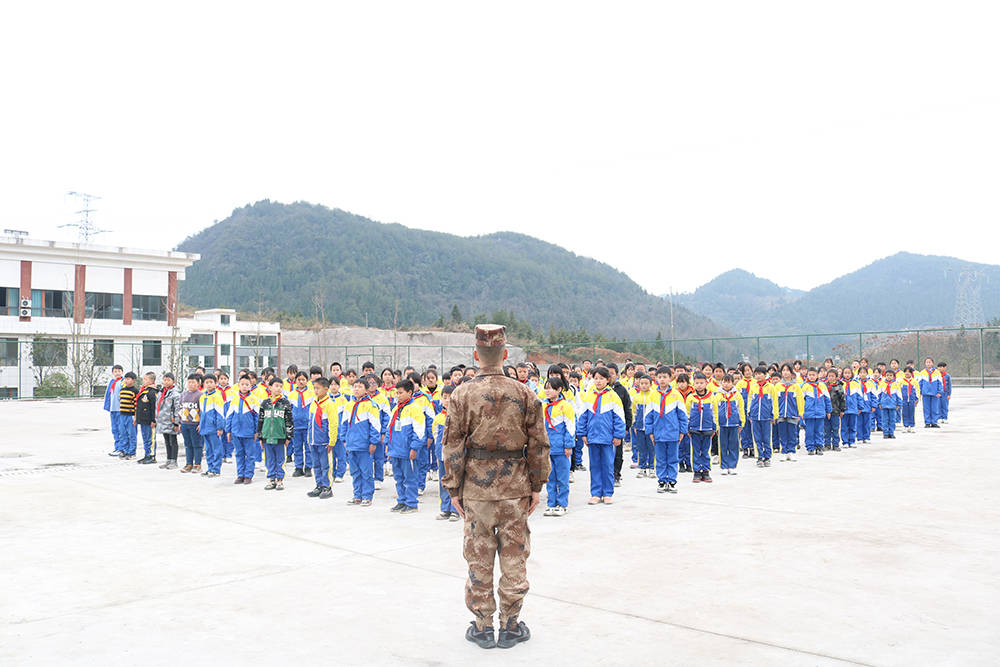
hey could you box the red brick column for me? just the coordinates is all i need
[19,260,31,322]
[123,268,133,325]
[167,271,178,326]
[74,264,86,323]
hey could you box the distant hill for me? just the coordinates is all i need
[176,201,731,341]
[672,253,1000,335]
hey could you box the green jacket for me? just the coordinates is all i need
[256,396,293,444]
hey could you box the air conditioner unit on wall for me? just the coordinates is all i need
[20,307,31,317]
[20,298,31,308]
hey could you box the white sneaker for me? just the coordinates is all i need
[787,453,796,462]
[543,507,555,517]
[417,488,425,496]
[555,506,567,516]
[569,471,575,483]
[334,476,344,484]
[374,480,383,490]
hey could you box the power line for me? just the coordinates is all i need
[61,191,110,242]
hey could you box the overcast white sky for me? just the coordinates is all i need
[2,1,998,294]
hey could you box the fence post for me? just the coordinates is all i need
[915,332,919,366]
[371,346,375,366]
[858,333,862,359]
[980,328,985,388]
[756,337,760,363]
[711,339,715,361]
[806,335,810,363]
[441,346,444,371]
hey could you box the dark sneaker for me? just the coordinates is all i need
[390,503,405,512]
[576,464,586,471]
[285,454,293,464]
[666,481,677,494]
[307,486,322,497]
[833,445,841,451]
[346,498,362,506]
[275,480,284,490]
[808,450,816,456]
[437,511,451,520]
[465,622,496,649]
[497,620,531,649]
[692,472,702,483]
[657,481,667,493]
[303,467,312,474]
[291,468,305,478]
[763,459,772,467]
[108,450,121,457]
[318,487,332,499]
[400,505,418,514]
[756,459,764,467]
[816,449,824,456]
[233,477,245,485]
[242,477,252,484]
[702,472,712,483]
[264,479,277,490]
[448,512,461,521]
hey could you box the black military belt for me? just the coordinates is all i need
[466,447,527,460]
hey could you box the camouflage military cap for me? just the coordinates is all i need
[475,324,507,348]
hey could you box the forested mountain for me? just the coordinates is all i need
[176,201,730,341]
[673,253,1000,335]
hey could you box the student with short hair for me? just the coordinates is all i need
[117,372,139,460]
[747,367,775,467]
[156,373,181,469]
[644,366,688,494]
[736,364,755,458]
[542,377,575,516]
[178,374,204,473]
[774,365,804,462]
[342,378,381,506]
[364,374,391,490]
[258,378,293,490]
[716,373,745,474]
[801,368,832,456]
[631,373,655,478]
[877,370,901,439]
[135,372,159,464]
[434,385,459,520]
[937,362,951,423]
[104,364,125,457]
[578,366,626,504]
[226,375,260,484]
[306,377,339,499]
[674,373,694,472]
[685,372,718,482]
[856,368,875,442]
[287,371,314,477]
[824,368,845,451]
[841,367,862,448]
[385,379,425,514]
[898,367,920,433]
[198,374,226,477]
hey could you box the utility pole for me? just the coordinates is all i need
[62,192,109,242]
[669,286,676,363]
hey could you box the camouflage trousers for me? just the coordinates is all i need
[463,497,531,631]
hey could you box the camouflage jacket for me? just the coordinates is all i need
[442,367,551,501]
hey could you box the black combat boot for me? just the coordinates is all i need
[465,622,495,649]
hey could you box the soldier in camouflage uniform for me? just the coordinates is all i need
[442,324,551,650]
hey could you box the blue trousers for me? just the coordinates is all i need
[751,420,771,460]
[233,436,257,478]
[841,413,857,445]
[288,428,309,468]
[331,441,347,478]
[634,430,653,469]
[941,396,950,420]
[631,427,640,463]
[777,421,797,454]
[804,418,824,452]
[654,440,679,484]
[119,414,137,455]
[922,396,938,425]
[435,442,454,513]
[573,435,585,468]
[547,453,570,507]
[881,409,897,436]
[824,413,841,446]
[678,433,691,467]
[263,442,286,479]
[223,430,234,458]
[869,409,877,433]
[391,455,418,507]
[202,432,223,474]
[771,422,780,452]
[901,402,916,427]
[690,432,711,471]
[587,443,615,497]
[740,416,754,452]
[110,411,122,451]
[310,444,330,487]
[857,410,871,441]
[373,440,386,481]
[417,445,431,491]
[180,423,202,465]
[874,406,882,430]
[719,426,739,469]
[348,449,374,500]
[139,423,154,457]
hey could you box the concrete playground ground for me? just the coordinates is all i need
[1,391,998,666]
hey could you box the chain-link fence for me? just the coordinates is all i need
[2,326,999,399]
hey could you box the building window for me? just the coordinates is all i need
[132,294,167,321]
[0,338,17,366]
[0,387,18,399]
[31,290,73,318]
[85,292,124,320]
[240,335,277,346]
[93,339,114,366]
[220,314,231,325]
[0,287,18,316]
[187,333,214,346]
[32,338,68,367]
[220,343,231,356]
[142,340,162,366]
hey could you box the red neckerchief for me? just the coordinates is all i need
[905,380,914,397]
[156,386,168,413]
[808,381,821,396]
[721,390,735,418]
[313,396,329,426]
[387,398,411,434]
[110,377,121,396]
[692,390,711,413]
[294,387,309,407]
[219,386,230,402]
[658,387,673,416]
[239,391,253,414]
[544,398,562,429]
[350,396,369,425]
[591,389,609,412]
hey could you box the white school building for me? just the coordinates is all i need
[0,234,280,398]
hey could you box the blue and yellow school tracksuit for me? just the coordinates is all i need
[716,389,745,470]
[801,382,832,453]
[631,388,654,472]
[218,385,235,457]
[857,379,876,441]
[686,391,718,473]
[940,371,952,420]
[643,387,689,485]
[675,387,695,468]
[307,395,340,490]
[736,377,754,455]
[103,376,124,453]
[225,392,260,479]
[369,390,392,482]
[842,379,863,446]
[340,395,382,501]
[413,391,436,490]
[899,379,919,428]
[544,397,575,508]
[747,380,775,461]
[877,380,901,436]
[433,410,455,514]
[915,368,943,425]
[773,382,804,455]
[286,385,315,470]
[386,398,425,509]
[199,389,226,474]
[577,388,627,498]
[326,392,350,480]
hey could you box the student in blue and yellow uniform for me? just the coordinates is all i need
[674,373,694,473]
[915,358,943,427]
[736,364,755,458]
[898,367,920,433]
[385,378,425,514]
[856,368,875,443]
[286,371,314,477]
[841,367,863,447]
[937,362,951,423]
[644,366,689,494]
[282,364,298,395]
[685,372,718,483]
[198,375,226,477]
[577,367,626,505]
[716,373,745,474]
[306,377,339,499]
[364,374,391,489]
[542,377,575,516]
[217,371,235,461]
[774,365,805,462]
[877,370,901,439]
[747,367,775,467]
[225,376,260,484]
[631,374,655,478]
[103,364,125,457]
[434,385,459,521]
[341,378,382,506]
[327,380,351,483]
[801,368,832,456]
